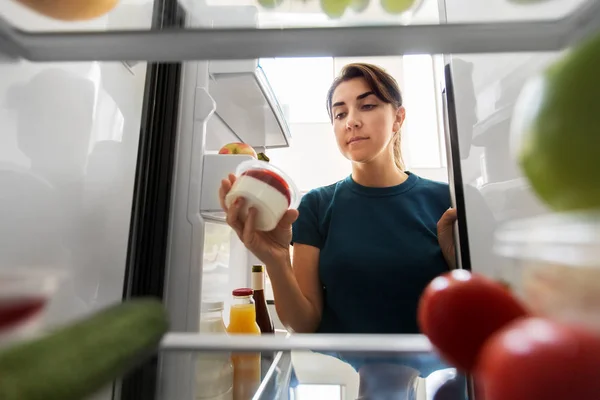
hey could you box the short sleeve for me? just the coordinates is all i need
[291,190,323,249]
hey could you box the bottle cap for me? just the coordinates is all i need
[232,288,253,297]
[252,264,264,273]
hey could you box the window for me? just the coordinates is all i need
[260,57,334,124]
[401,54,444,169]
[263,55,448,192]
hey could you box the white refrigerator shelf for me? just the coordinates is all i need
[1,0,600,62]
[160,332,433,353]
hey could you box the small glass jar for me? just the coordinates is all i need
[227,288,261,335]
[196,300,234,399]
[199,300,227,334]
[227,288,262,400]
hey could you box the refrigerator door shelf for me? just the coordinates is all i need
[200,153,256,214]
[208,63,292,149]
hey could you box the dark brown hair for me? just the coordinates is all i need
[326,63,404,170]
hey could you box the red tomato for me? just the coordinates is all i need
[417,269,528,373]
[476,317,600,400]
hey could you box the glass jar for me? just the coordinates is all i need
[227,288,262,400]
[196,300,233,399]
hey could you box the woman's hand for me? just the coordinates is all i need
[219,173,299,267]
[437,208,457,270]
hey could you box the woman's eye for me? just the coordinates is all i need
[362,104,376,110]
[335,112,347,120]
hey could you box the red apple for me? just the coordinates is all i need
[218,143,257,158]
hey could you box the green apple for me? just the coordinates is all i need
[257,0,284,9]
[321,0,351,18]
[511,32,600,211]
[350,0,370,13]
[380,0,416,14]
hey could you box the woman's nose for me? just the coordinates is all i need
[346,117,361,129]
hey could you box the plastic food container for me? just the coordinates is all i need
[0,268,61,344]
[225,159,301,232]
[494,211,600,333]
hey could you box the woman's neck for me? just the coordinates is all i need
[351,158,408,188]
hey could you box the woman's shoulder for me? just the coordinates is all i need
[414,175,450,196]
[409,174,452,209]
[300,179,345,203]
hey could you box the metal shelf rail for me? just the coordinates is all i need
[160,332,432,353]
[1,0,600,62]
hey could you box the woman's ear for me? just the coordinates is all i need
[393,106,406,132]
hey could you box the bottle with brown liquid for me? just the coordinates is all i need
[251,265,274,334]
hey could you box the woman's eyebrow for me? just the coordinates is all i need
[332,91,375,108]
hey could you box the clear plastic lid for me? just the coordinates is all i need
[0,268,63,300]
[234,159,302,210]
[494,210,600,268]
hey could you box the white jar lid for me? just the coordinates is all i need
[201,300,224,313]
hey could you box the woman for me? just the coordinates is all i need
[219,63,459,377]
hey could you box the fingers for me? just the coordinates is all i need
[445,208,458,221]
[278,209,299,228]
[225,197,245,237]
[218,174,238,212]
[218,179,232,211]
[243,206,258,245]
[437,208,458,232]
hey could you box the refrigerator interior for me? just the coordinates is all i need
[0,0,598,400]
[440,0,578,293]
[0,3,157,400]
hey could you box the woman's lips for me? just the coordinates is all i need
[348,137,369,144]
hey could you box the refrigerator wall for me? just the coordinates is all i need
[440,0,578,289]
[0,1,154,400]
[0,0,153,334]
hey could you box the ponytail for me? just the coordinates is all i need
[392,132,404,171]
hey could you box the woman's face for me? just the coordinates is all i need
[330,77,405,164]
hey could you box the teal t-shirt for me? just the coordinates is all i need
[289,172,466,393]
[292,172,451,336]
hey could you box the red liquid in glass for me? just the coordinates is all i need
[0,297,47,331]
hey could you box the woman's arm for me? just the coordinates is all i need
[219,172,325,333]
[267,243,323,333]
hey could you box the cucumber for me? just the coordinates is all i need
[0,297,169,400]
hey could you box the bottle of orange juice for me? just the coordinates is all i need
[226,288,261,400]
